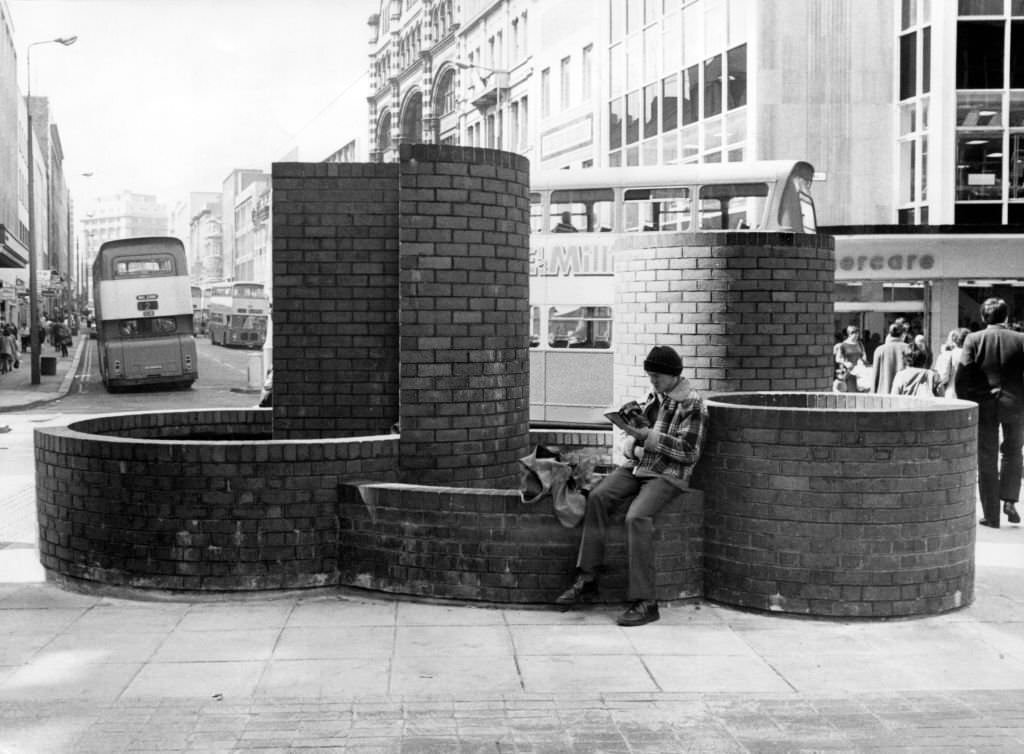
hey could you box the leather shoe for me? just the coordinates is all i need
[617,600,660,627]
[555,575,598,610]
[1004,501,1021,524]
[980,518,1000,529]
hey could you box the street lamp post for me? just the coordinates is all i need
[456,62,510,150]
[26,34,77,384]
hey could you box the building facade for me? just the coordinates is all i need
[366,0,1024,354]
[79,191,168,305]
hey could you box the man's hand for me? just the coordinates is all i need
[625,426,650,443]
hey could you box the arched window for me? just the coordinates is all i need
[377,111,392,153]
[401,91,423,144]
[434,68,456,117]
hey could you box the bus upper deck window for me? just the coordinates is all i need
[624,188,691,232]
[698,182,768,230]
[549,188,614,232]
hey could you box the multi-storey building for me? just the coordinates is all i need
[189,204,223,284]
[79,191,168,303]
[221,169,267,283]
[0,0,27,325]
[232,177,271,287]
[366,0,1024,351]
[170,191,220,275]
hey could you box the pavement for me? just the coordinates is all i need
[0,335,84,412]
[3,340,1024,751]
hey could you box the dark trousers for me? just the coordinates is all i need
[977,401,1024,524]
[576,466,677,601]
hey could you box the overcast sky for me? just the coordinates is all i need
[10,0,379,211]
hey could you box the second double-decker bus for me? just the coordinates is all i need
[528,160,817,425]
[91,236,198,391]
[207,281,269,348]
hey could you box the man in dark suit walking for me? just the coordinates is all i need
[956,298,1024,528]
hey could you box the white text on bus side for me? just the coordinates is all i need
[530,242,614,277]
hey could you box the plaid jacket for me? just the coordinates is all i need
[627,377,708,488]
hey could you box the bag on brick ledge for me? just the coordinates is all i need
[518,446,598,528]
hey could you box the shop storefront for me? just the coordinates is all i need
[829,228,1024,358]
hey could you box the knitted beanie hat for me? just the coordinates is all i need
[643,345,683,376]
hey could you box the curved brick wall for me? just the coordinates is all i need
[695,392,978,617]
[34,410,398,591]
[613,232,835,402]
[33,413,701,601]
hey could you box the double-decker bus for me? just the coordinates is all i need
[528,160,817,425]
[91,237,198,391]
[207,281,269,348]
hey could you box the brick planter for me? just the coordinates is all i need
[695,392,978,617]
[34,410,398,591]
[34,412,701,601]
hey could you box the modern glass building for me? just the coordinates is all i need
[367,0,1024,349]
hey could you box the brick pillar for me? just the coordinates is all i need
[613,232,835,402]
[271,162,401,439]
[397,144,531,488]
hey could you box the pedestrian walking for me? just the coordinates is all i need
[955,297,1024,528]
[0,324,19,375]
[892,343,942,398]
[870,322,908,394]
[555,345,708,626]
[934,327,970,398]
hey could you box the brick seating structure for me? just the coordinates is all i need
[33,144,978,617]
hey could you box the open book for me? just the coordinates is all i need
[603,400,650,433]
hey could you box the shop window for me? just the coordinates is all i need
[902,0,916,30]
[1013,21,1024,87]
[957,21,1005,89]
[957,91,1002,126]
[1008,203,1024,222]
[955,202,1002,224]
[957,132,1003,199]
[898,208,916,224]
[1011,133,1024,197]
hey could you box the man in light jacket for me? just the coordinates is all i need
[555,345,707,626]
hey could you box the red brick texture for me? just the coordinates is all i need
[613,233,835,401]
[396,144,532,488]
[693,392,978,617]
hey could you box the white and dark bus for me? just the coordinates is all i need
[529,160,817,425]
[207,281,269,349]
[91,237,198,391]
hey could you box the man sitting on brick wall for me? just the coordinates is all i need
[556,345,708,626]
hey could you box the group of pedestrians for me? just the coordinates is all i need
[836,299,1024,530]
